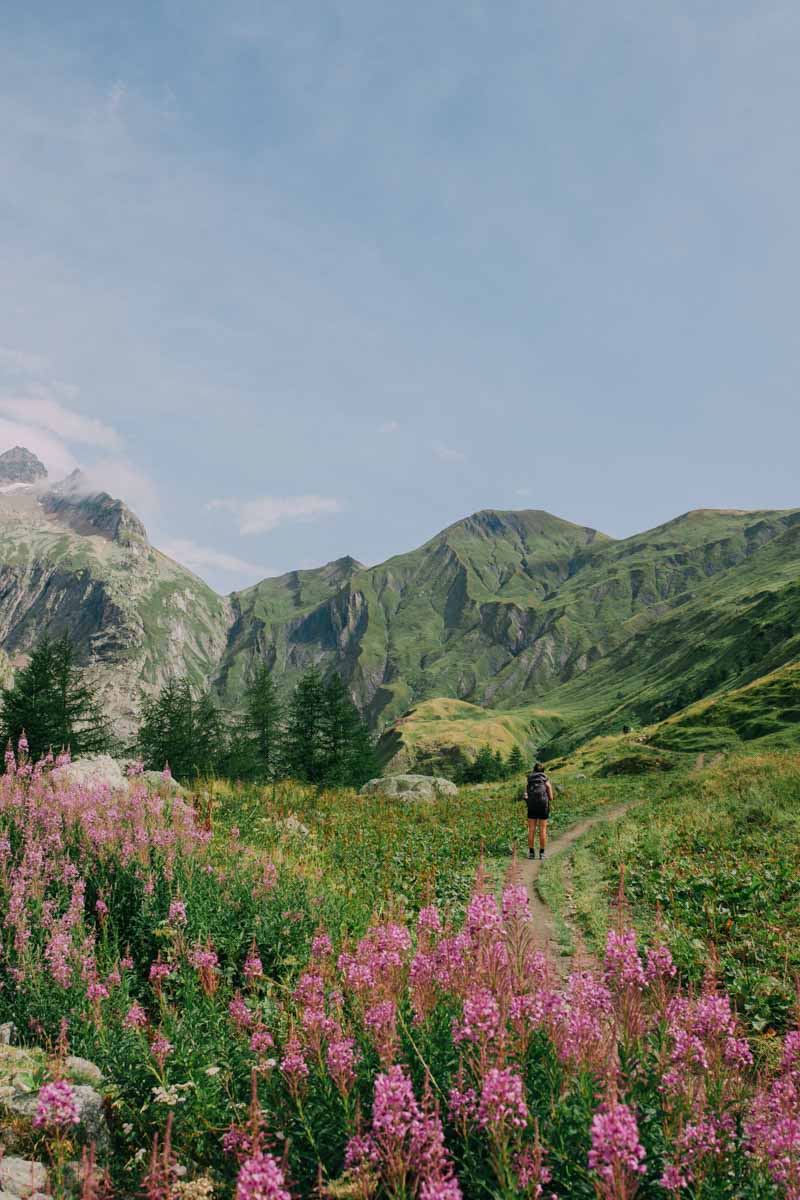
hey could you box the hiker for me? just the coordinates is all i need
[524,761,553,860]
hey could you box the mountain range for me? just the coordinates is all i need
[1,445,799,763]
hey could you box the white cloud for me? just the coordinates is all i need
[380,419,401,434]
[0,347,49,376]
[0,393,122,451]
[158,537,274,580]
[432,442,466,463]
[208,494,343,536]
[0,418,78,477]
[515,487,531,497]
[81,458,160,520]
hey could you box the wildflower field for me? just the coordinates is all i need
[0,741,798,1199]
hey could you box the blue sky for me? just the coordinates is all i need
[2,2,799,590]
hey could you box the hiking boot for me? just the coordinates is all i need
[539,849,545,859]
[528,849,536,860]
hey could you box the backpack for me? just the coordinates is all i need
[526,771,549,802]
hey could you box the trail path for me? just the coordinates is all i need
[513,801,635,978]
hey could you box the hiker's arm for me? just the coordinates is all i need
[546,781,554,804]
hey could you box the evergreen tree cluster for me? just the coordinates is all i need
[137,663,379,787]
[0,635,379,789]
[453,741,526,784]
[0,635,111,761]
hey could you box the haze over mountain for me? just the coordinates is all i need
[1,446,798,758]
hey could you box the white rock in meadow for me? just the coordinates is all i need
[0,1157,48,1198]
[360,774,458,800]
[51,754,127,792]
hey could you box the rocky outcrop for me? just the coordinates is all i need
[0,448,46,488]
[41,471,147,545]
[0,1040,108,1197]
[361,773,458,800]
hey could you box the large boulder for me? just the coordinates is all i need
[0,1044,109,1154]
[51,754,127,792]
[360,774,458,801]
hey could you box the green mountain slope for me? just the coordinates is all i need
[0,474,230,737]
[2,444,799,761]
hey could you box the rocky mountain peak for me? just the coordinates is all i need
[41,471,148,547]
[0,446,47,487]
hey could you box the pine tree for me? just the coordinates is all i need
[137,678,225,781]
[320,674,379,788]
[283,667,327,784]
[0,634,110,761]
[506,744,525,776]
[243,664,283,779]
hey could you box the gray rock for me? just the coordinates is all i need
[278,814,310,838]
[6,1084,108,1152]
[141,770,188,797]
[0,1022,16,1045]
[360,773,458,801]
[65,1055,103,1086]
[0,1158,48,1198]
[51,754,127,792]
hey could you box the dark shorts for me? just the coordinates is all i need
[526,801,550,821]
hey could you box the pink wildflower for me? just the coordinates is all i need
[33,1079,80,1128]
[588,1102,646,1193]
[453,989,502,1045]
[235,1152,291,1200]
[124,1002,148,1029]
[327,1036,359,1094]
[477,1068,529,1132]
[168,898,187,926]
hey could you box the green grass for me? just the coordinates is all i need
[542,751,800,1034]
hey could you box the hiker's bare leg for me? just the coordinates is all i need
[528,818,536,851]
[539,820,548,851]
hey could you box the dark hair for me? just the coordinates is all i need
[534,761,545,772]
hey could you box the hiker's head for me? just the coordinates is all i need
[534,761,545,772]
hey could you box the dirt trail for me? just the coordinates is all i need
[513,802,634,978]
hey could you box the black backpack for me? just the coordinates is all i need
[527,771,549,802]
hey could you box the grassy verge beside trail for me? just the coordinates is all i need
[211,772,626,928]
[539,751,800,1034]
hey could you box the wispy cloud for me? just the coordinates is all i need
[380,420,401,434]
[0,393,122,451]
[208,494,343,536]
[158,537,274,580]
[0,418,78,477]
[432,443,466,463]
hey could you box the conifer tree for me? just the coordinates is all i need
[320,673,379,788]
[506,744,525,776]
[243,664,283,779]
[0,634,110,761]
[138,678,225,781]
[283,666,327,784]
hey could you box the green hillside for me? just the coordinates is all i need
[217,506,800,762]
[2,452,799,759]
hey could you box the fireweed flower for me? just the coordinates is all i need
[365,1000,399,1065]
[327,1035,359,1094]
[453,989,502,1045]
[465,892,502,939]
[588,1102,646,1193]
[33,1079,80,1128]
[311,931,333,960]
[168,898,187,926]
[501,883,530,924]
[477,1068,529,1132]
[229,992,255,1032]
[417,905,443,937]
[151,1033,174,1069]
[235,1152,291,1200]
[280,1034,309,1093]
[244,953,264,980]
[604,928,647,992]
[250,1027,275,1056]
[659,1114,734,1191]
[124,1002,148,1029]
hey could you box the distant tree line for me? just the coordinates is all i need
[450,742,526,784]
[0,636,379,789]
[138,664,379,788]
